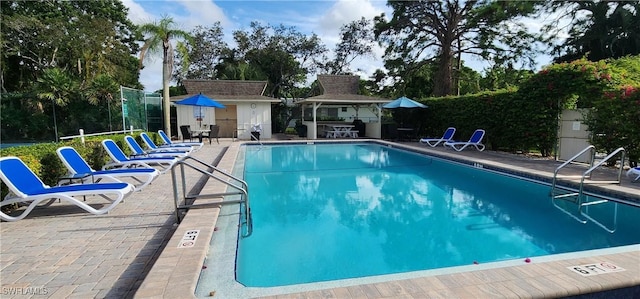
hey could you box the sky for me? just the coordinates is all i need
[122,0,393,92]
[122,0,554,93]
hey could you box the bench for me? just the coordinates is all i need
[325,130,358,138]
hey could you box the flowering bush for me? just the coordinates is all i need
[583,84,640,165]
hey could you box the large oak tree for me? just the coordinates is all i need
[374,0,539,96]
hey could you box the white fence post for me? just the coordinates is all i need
[79,129,85,144]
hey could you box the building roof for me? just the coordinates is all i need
[172,79,280,103]
[317,74,360,94]
[297,75,390,105]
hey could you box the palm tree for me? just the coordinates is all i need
[36,68,77,142]
[86,74,119,131]
[138,15,192,138]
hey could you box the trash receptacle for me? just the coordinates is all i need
[297,125,307,137]
[251,123,262,140]
[251,131,260,140]
[352,119,365,137]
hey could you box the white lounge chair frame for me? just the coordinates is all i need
[140,132,193,153]
[627,167,639,182]
[0,156,135,221]
[419,127,456,147]
[444,129,486,151]
[101,139,177,173]
[124,135,189,158]
[158,130,203,151]
[56,146,160,191]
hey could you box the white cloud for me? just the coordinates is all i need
[121,0,154,24]
[174,0,230,30]
[315,0,389,80]
[317,0,387,45]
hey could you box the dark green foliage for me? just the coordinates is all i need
[88,144,107,171]
[39,152,66,187]
[544,1,640,63]
[415,90,519,153]
[1,0,142,142]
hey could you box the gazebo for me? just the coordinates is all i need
[295,75,391,139]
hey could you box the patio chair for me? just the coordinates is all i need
[101,139,177,173]
[56,146,159,191]
[0,156,135,221]
[180,125,194,142]
[419,127,456,147]
[627,167,640,182]
[140,132,193,153]
[444,129,486,152]
[124,136,189,159]
[158,130,203,151]
[207,125,220,144]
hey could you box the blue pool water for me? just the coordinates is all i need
[235,143,640,287]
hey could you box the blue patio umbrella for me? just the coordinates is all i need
[383,96,427,129]
[382,96,427,109]
[175,93,225,108]
[175,93,225,127]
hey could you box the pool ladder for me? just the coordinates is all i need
[550,145,625,233]
[170,155,253,237]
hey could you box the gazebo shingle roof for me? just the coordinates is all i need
[299,75,390,104]
[317,75,360,94]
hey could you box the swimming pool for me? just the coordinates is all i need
[197,142,637,297]
[226,143,640,288]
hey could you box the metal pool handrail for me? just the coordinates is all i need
[170,155,253,237]
[551,145,625,233]
[551,145,596,194]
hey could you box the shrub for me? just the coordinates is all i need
[284,127,297,135]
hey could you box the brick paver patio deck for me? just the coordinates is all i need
[1,141,227,298]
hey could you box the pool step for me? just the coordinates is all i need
[551,187,617,233]
[552,191,579,203]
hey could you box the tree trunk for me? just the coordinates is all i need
[162,49,172,138]
[433,45,454,97]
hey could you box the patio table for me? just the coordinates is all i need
[327,125,358,138]
[191,128,210,143]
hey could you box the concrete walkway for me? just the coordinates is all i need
[0,141,230,298]
[1,138,638,298]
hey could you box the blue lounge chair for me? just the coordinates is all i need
[102,139,177,173]
[140,132,193,153]
[0,156,135,221]
[627,167,639,182]
[56,146,160,191]
[124,135,189,158]
[419,127,456,147]
[444,129,486,151]
[158,130,203,151]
